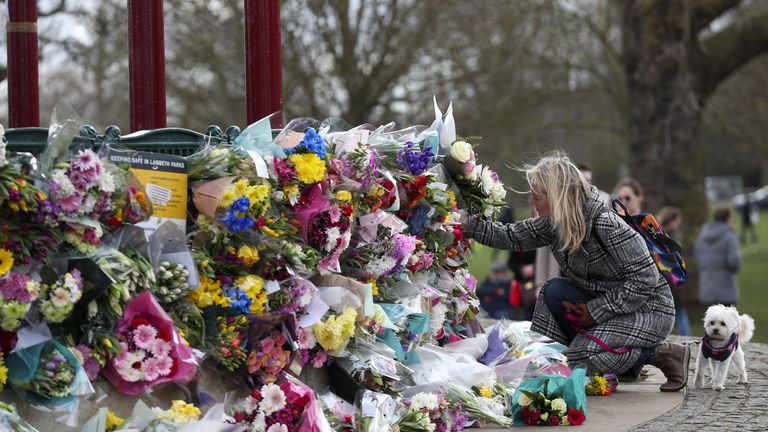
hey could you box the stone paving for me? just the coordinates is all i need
[633,335,768,431]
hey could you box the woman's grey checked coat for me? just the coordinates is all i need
[464,187,675,374]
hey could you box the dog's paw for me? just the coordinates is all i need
[694,382,705,389]
[737,378,749,384]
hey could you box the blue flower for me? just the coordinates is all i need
[231,196,251,213]
[225,287,252,314]
[223,209,255,232]
[283,127,327,161]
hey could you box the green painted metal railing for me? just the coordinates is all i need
[4,125,243,157]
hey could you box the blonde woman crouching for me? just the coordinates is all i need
[462,151,690,391]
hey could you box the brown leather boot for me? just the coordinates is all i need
[647,341,690,392]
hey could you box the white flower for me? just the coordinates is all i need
[410,392,439,411]
[551,398,567,415]
[50,287,72,307]
[479,166,494,194]
[490,182,506,202]
[259,383,286,415]
[325,227,342,252]
[450,141,473,163]
[0,125,7,167]
[119,364,143,382]
[51,169,76,197]
[80,194,97,215]
[250,412,266,432]
[99,171,116,193]
[364,256,397,277]
[243,395,260,413]
[267,424,288,432]
[429,302,448,335]
[518,393,533,407]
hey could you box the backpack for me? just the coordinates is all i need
[592,199,688,289]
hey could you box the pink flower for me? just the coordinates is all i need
[311,351,328,368]
[329,205,341,223]
[142,357,161,381]
[155,355,173,376]
[72,149,101,172]
[133,324,158,349]
[57,192,83,213]
[150,339,172,358]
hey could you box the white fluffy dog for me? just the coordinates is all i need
[694,304,755,390]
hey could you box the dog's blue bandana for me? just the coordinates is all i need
[701,332,739,361]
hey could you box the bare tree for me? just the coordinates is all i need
[622,0,768,233]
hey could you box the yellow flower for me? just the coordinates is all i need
[236,275,264,298]
[478,385,493,398]
[368,278,378,296]
[0,248,14,276]
[314,307,357,352]
[220,187,237,209]
[103,338,113,349]
[289,153,327,184]
[446,190,457,208]
[188,276,228,308]
[105,410,125,431]
[0,355,7,391]
[261,225,281,238]
[335,190,352,203]
[237,245,260,266]
[155,400,201,425]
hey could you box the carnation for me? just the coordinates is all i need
[410,392,439,411]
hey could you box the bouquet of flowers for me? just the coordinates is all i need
[246,329,292,384]
[585,373,618,396]
[187,144,258,181]
[228,378,327,432]
[446,383,512,428]
[103,184,152,230]
[38,268,84,323]
[0,401,37,432]
[219,178,271,233]
[6,339,90,406]
[398,392,468,432]
[312,307,357,355]
[510,368,587,426]
[0,270,40,331]
[102,291,197,395]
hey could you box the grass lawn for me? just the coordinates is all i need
[467,209,768,343]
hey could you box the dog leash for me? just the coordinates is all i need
[565,313,631,354]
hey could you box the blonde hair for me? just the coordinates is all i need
[523,151,591,253]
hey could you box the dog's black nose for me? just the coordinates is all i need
[713,328,719,334]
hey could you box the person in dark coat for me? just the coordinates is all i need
[462,152,690,392]
[477,261,517,319]
[694,206,742,307]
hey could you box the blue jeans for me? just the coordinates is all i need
[542,278,657,374]
[675,306,691,336]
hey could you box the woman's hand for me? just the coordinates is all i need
[562,300,596,328]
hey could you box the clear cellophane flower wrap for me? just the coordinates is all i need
[355,390,403,432]
[102,291,198,396]
[0,401,39,432]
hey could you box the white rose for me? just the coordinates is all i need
[518,393,533,407]
[450,141,473,163]
[551,398,567,415]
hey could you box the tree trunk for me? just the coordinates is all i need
[622,1,709,234]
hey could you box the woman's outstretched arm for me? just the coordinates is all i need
[462,215,555,251]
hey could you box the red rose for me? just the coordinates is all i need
[523,408,540,426]
[452,229,463,243]
[567,409,585,425]
[250,389,261,399]
[549,415,562,426]
[0,330,18,355]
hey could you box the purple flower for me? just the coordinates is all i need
[0,272,34,303]
[71,149,101,172]
[397,141,434,175]
[392,233,417,262]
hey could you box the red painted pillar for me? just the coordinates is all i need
[128,0,166,132]
[7,0,40,127]
[244,0,283,127]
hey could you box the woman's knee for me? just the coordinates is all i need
[542,279,573,304]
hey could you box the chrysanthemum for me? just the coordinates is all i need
[267,424,288,432]
[142,357,161,381]
[50,287,72,308]
[150,339,172,358]
[243,395,260,413]
[72,149,100,172]
[259,383,286,415]
[133,324,159,349]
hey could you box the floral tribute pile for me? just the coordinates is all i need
[0,103,591,431]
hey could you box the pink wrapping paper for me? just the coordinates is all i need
[102,291,198,395]
[282,378,326,432]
